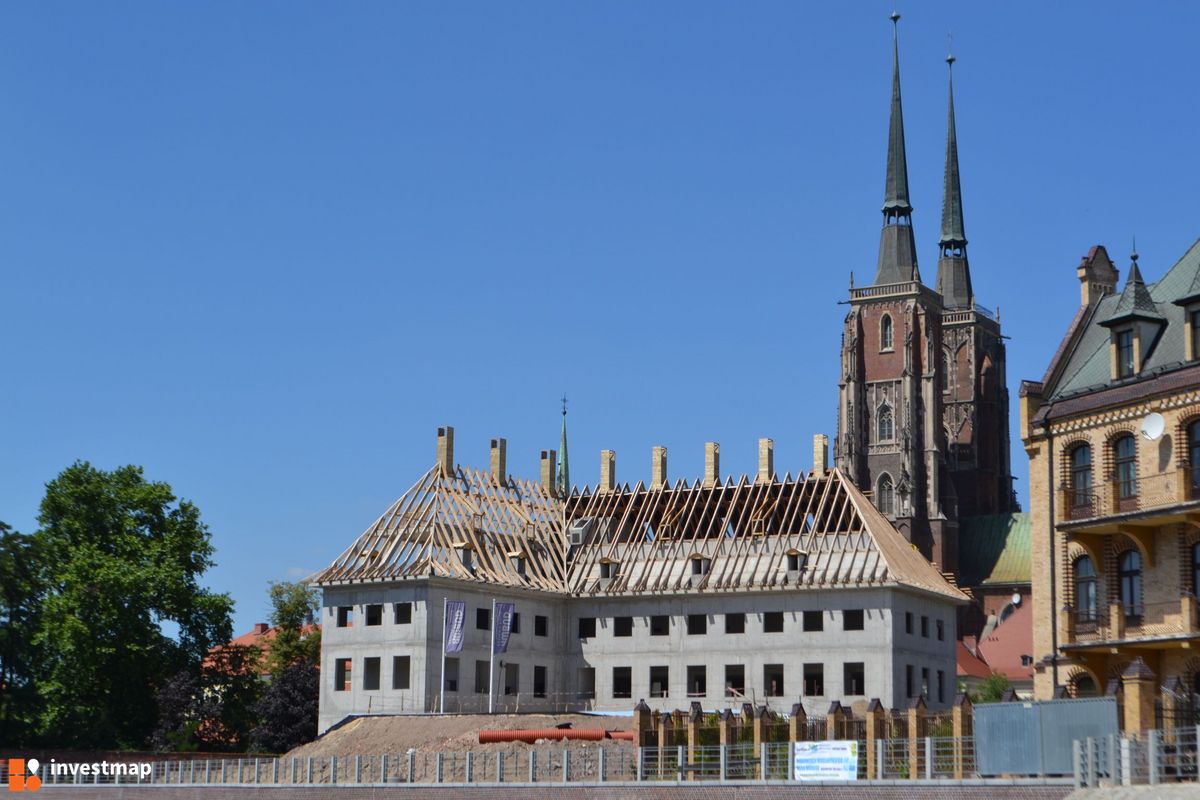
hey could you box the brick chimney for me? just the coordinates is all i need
[437,426,455,474]
[812,434,829,474]
[600,450,616,491]
[540,450,557,495]
[651,446,668,489]
[489,438,507,484]
[757,438,774,482]
[253,622,269,635]
[704,442,720,487]
[1077,245,1119,306]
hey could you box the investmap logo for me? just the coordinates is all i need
[6,759,41,793]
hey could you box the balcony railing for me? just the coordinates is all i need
[1066,598,1198,644]
[1061,467,1200,522]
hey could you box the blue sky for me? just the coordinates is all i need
[3,3,1199,634]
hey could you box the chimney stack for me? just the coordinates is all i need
[600,450,616,491]
[489,438,507,484]
[540,450,557,495]
[437,426,455,474]
[813,434,829,474]
[651,446,668,489]
[757,438,774,482]
[704,442,720,487]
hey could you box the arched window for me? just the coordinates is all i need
[1189,420,1200,494]
[877,474,894,515]
[880,315,894,351]
[1113,434,1137,500]
[1073,556,1097,623]
[1073,675,1098,698]
[877,403,894,442]
[1118,549,1143,621]
[1070,444,1093,509]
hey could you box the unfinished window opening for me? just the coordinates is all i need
[786,551,807,574]
[921,616,929,637]
[535,615,548,637]
[906,665,914,698]
[474,660,489,694]
[843,610,864,631]
[335,658,352,691]
[365,604,383,626]
[690,555,711,576]
[650,615,670,636]
[363,657,381,690]
[803,663,824,696]
[844,662,865,696]
[578,617,597,639]
[392,655,410,690]
[534,665,547,698]
[905,612,914,634]
[724,665,745,698]
[687,665,707,697]
[476,608,490,631]
[444,658,459,693]
[614,616,633,637]
[687,614,707,635]
[650,666,669,698]
[764,664,784,697]
[578,667,596,699]
[937,669,945,704]
[764,611,785,633]
[725,612,746,634]
[599,560,616,580]
[921,667,930,698]
[394,602,412,625]
[336,606,353,628]
[511,613,520,634]
[936,619,945,641]
[802,610,822,632]
[503,663,519,696]
[612,666,632,699]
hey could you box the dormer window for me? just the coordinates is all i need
[1191,309,1200,361]
[599,560,616,580]
[691,556,710,576]
[454,543,474,573]
[880,314,894,351]
[511,554,527,576]
[1116,329,1135,378]
[786,550,807,576]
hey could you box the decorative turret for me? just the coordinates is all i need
[874,12,920,286]
[935,53,973,310]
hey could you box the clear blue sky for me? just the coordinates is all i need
[3,3,1198,634]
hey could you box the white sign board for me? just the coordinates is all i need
[792,740,859,781]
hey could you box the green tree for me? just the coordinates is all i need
[32,462,233,748]
[264,581,320,675]
[0,521,45,744]
[972,672,1013,704]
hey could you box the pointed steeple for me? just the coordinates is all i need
[555,395,570,496]
[874,12,920,286]
[935,51,974,309]
[1102,246,1162,326]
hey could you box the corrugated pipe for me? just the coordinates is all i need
[478,728,606,744]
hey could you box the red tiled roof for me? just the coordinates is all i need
[205,623,320,673]
[976,601,1034,683]
[956,641,992,680]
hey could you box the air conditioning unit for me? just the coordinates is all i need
[568,518,592,547]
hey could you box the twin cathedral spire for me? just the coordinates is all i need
[874,12,973,311]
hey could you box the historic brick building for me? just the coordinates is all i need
[835,17,1017,584]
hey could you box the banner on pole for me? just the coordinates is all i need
[444,601,466,654]
[792,740,859,781]
[493,603,515,654]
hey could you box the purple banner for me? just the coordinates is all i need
[444,601,466,654]
[493,602,515,654]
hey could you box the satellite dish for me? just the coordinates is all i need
[1141,412,1166,441]
[1012,593,1022,606]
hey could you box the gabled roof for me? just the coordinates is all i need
[312,459,966,604]
[1042,237,1200,404]
[976,601,1034,683]
[1099,260,1163,327]
[958,513,1030,588]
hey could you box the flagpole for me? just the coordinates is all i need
[488,597,497,714]
[439,597,447,714]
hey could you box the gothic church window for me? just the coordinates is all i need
[877,402,894,442]
[880,314,894,351]
[877,474,894,515]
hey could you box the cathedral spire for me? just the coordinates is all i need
[874,11,920,286]
[555,395,570,496]
[935,50,973,309]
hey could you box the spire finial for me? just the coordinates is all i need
[947,32,955,66]
[561,393,568,416]
[1131,236,1138,264]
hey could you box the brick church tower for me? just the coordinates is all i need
[836,16,1016,577]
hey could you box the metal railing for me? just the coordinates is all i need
[1075,726,1200,787]
[1063,468,1200,523]
[4,737,1004,787]
[1068,598,1197,643]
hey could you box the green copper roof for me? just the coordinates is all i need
[882,16,912,215]
[958,513,1031,587]
[556,407,570,496]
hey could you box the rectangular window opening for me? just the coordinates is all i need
[764,664,784,697]
[803,663,824,697]
[363,656,380,690]
[801,610,822,632]
[365,604,383,626]
[612,666,632,699]
[687,665,707,697]
[649,665,669,698]
[725,612,746,634]
[687,614,707,635]
[336,606,353,628]
[579,617,597,639]
[335,658,352,691]
[650,615,670,636]
[392,655,410,690]
[394,602,412,625]
[614,616,633,637]
[724,665,745,698]
[843,662,865,696]
[535,615,548,637]
[843,609,864,631]
[534,665,547,698]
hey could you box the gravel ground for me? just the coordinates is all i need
[288,713,636,761]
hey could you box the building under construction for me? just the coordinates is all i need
[312,428,964,733]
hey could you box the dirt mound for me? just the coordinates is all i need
[289,713,635,760]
